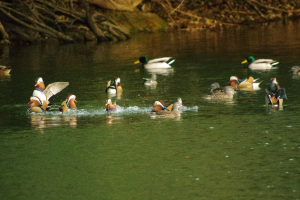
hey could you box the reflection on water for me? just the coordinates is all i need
[30,114,77,129]
[145,68,174,75]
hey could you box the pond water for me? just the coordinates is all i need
[1,21,300,200]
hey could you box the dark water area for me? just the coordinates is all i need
[0,21,300,199]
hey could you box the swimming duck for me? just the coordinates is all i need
[106,99,116,111]
[290,66,300,75]
[241,56,279,69]
[265,78,287,107]
[0,65,11,75]
[143,73,157,86]
[106,77,122,94]
[134,57,175,69]
[229,76,261,90]
[59,94,77,113]
[28,77,69,113]
[205,86,235,99]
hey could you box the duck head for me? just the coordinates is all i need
[242,56,255,64]
[66,94,77,108]
[35,77,45,90]
[290,66,300,74]
[106,99,116,111]
[152,101,166,112]
[177,98,182,105]
[115,77,121,87]
[228,76,240,88]
[134,57,148,64]
[267,78,279,93]
[209,82,222,93]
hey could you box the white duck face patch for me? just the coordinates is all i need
[37,77,43,83]
[116,78,120,84]
[67,95,76,102]
[154,101,164,107]
[230,76,238,81]
[106,99,111,105]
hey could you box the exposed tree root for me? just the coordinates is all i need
[0,0,130,43]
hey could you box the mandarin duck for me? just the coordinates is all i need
[0,65,11,76]
[106,77,122,94]
[290,66,300,75]
[59,94,77,113]
[106,99,116,111]
[229,76,261,90]
[151,100,173,112]
[205,86,235,99]
[28,77,69,113]
[143,73,157,86]
[134,57,175,69]
[241,56,279,69]
[265,78,287,107]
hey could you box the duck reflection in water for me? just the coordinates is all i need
[143,73,157,89]
[30,115,77,129]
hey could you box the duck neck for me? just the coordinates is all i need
[68,99,77,108]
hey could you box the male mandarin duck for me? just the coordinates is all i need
[152,100,173,112]
[143,73,157,86]
[27,77,69,113]
[205,86,235,99]
[106,99,116,111]
[265,78,287,107]
[134,57,175,69]
[59,94,77,113]
[0,65,11,75]
[229,76,261,90]
[241,56,279,69]
[106,77,122,94]
[290,66,300,75]
[154,102,181,117]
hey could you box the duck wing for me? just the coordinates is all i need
[254,59,279,65]
[148,57,173,64]
[45,82,69,100]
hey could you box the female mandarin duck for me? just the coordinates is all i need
[209,82,223,94]
[143,73,157,86]
[290,66,300,75]
[241,56,279,69]
[106,99,116,111]
[59,94,77,113]
[28,77,69,113]
[229,76,261,90]
[134,57,175,69]
[0,65,11,75]
[265,78,287,108]
[106,77,122,94]
[205,86,235,99]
